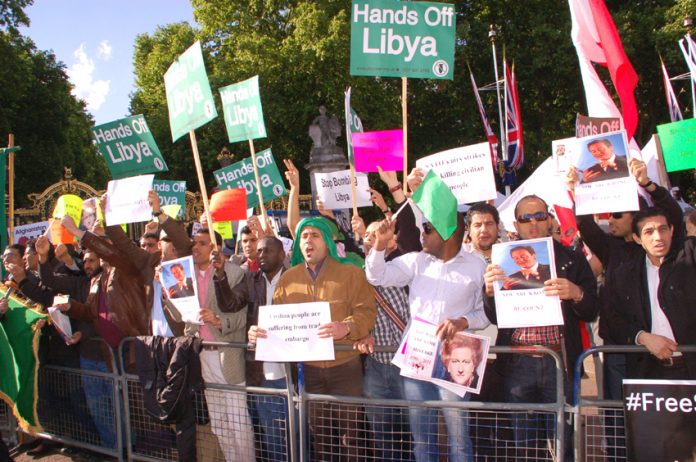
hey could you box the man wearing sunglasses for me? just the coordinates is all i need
[366,211,488,462]
[483,194,598,460]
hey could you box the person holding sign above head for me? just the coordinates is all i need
[502,245,551,290]
[483,195,598,461]
[580,138,629,183]
[272,217,376,462]
[365,168,489,462]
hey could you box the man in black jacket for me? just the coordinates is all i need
[604,207,695,379]
[484,195,598,460]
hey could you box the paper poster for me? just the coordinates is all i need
[255,302,334,362]
[575,113,622,138]
[153,180,186,219]
[352,129,404,172]
[12,221,49,247]
[48,294,72,343]
[396,317,439,380]
[164,41,218,142]
[313,170,371,209]
[415,143,497,205]
[551,137,578,175]
[104,175,154,226]
[92,114,168,179]
[431,332,490,397]
[213,148,287,209]
[210,188,247,221]
[491,237,563,328]
[80,198,101,232]
[656,118,696,172]
[219,75,267,143]
[160,256,201,324]
[350,0,456,80]
[571,130,639,215]
[623,379,696,462]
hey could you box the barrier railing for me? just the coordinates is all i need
[571,344,696,462]
[7,337,569,461]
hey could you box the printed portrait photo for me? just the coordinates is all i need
[575,131,630,184]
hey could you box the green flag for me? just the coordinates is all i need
[0,289,47,434]
[411,169,458,240]
[220,75,267,143]
[92,115,168,179]
[164,41,218,142]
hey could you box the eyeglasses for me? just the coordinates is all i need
[422,222,434,235]
[610,212,625,219]
[516,211,549,223]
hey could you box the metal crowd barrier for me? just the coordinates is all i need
[8,337,569,461]
[571,344,696,462]
[0,400,16,448]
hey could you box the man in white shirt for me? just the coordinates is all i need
[366,212,488,462]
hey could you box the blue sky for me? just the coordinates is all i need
[19,1,195,125]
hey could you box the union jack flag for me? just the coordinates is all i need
[469,71,499,167]
[504,60,524,170]
[660,58,683,122]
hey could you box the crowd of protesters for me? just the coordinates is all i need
[1,156,695,462]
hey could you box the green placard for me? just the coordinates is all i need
[350,0,456,80]
[92,115,168,179]
[220,75,267,143]
[164,41,218,142]
[153,180,186,218]
[213,148,287,209]
[656,118,696,172]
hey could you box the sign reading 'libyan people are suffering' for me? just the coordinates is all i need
[350,0,456,80]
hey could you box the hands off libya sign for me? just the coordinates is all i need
[92,114,169,180]
[350,0,456,80]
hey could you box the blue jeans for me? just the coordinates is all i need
[363,357,413,462]
[80,357,116,449]
[403,377,473,462]
[256,377,289,461]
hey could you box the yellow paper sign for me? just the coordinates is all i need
[161,204,182,219]
[212,221,233,240]
[53,194,83,225]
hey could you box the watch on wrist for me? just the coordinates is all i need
[639,180,654,189]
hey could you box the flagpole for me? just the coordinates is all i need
[248,139,271,233]
[401,77,408,194]
[188,129,217,251]
[489,25,509,194]
[7,134,14,245]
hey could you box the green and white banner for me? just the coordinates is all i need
[213,148,287,209]
[92,115,168,179]
[350,0,456,80]
[344,87,364,164]
[164,41,218,142]
[153,180,186,218]
[220,75,267,143]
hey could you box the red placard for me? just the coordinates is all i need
[209,189,247,221]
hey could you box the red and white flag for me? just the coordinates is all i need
[660,58,683,122]
[470,71,499,167]
[568,0,639,140]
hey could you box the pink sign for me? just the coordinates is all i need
[352,129,404,172]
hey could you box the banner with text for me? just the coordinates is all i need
[623,379,696,462]
[255,302,334,362]
[220,75,266,143]
[353,129,404,172]
[657,118,696,172]
[213,149,286,209]
[12,221,49,247]
[344,88,364,164]
[92,114,168,179]
[153,180,186,219]
[575,113,622,138]
[416,143,497,205]
[314,170,371,209]
[164,41,218,142]
[350,0,456,79]
[105,175,154,225]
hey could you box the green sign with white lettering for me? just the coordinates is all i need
[220,76,267,143]
[92,115,168,179]
[213,149,286,209]
[657,118,696,172]
[153,180,186,218]
[164,41,218,142]
[350,0,456,80]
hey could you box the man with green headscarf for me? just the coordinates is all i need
[273,216,376,460]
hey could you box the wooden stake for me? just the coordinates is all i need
[8,134,14,245]
[652,134,672,189]
[188,130,217,250]
[401,77,408,194]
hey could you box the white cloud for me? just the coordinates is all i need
[67,43,111,112]
[96,40,112,61]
